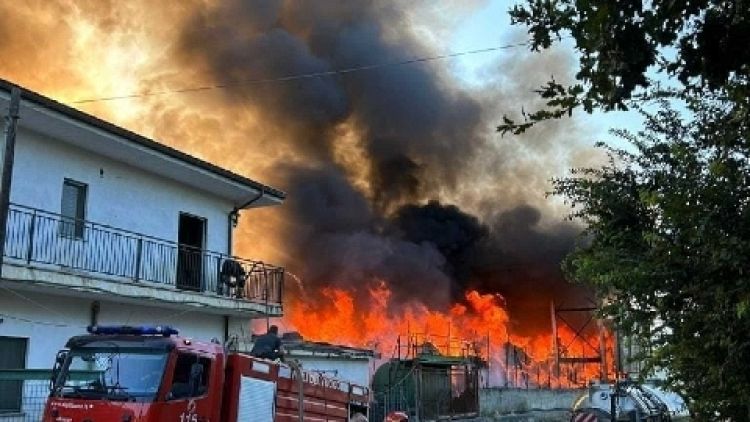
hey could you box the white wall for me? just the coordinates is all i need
[292,356,374,388]
[0,291,255,369]
[0,292,90,369]
[9,127,234,254]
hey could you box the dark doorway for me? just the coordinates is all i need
[176,213,205,291]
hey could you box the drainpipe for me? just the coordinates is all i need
[227,188,265,256]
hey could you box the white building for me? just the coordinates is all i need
[247,331,378,388]
[0,80,285,419]
[282,333,378,388]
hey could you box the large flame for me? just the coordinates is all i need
[274,283,614,388]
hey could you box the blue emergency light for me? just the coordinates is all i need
[87,325,179,336]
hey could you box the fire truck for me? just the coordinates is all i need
[43,325,370,422]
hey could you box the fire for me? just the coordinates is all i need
[274,282,615,388]
[1,1,612,389]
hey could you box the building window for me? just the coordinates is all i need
[60,179,87,238]
[0,337,27,414]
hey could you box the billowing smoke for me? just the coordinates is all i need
[0,0,597,335]
[174,0,591,325]
[178,1,484,208]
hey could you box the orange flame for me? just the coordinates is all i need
[271,282,614,388]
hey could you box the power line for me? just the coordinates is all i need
[69,41,530,105]
[0,283,207,329]
[0,284,71,321]
[0,312,83,328]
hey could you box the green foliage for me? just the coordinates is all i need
[508,1,750,417]
[500,0,750,134]
[553,96,750,419]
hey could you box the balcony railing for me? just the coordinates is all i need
[2,204,283,307]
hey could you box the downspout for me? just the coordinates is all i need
[225,188,266,344]
[227,188,265,256]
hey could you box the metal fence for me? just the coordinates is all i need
[372,362,480,422]
[0,372,48,422]
[3,204,283,305]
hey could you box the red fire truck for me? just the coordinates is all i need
[43,325,370,422]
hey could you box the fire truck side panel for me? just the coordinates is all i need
[223,354,368,422]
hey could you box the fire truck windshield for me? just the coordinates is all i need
[53,347,168,402]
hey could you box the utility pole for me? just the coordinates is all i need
[550,301,560,377]
[0,86,21,278]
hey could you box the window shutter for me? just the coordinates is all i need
[61,183,79,219]
[0,337,27,414]
[60,180,87,238]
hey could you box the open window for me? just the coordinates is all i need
[168,353,211,400]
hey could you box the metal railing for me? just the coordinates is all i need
[394,332,489,360]
[2,204,283,306]
[0,369,49,422]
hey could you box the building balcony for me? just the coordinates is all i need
[1,204,284,316]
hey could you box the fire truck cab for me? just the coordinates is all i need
[44,325,370,422]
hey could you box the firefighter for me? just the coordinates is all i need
[250,325,284,361]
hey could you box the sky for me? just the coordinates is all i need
[445,0,644,143]
[0,0,645,323]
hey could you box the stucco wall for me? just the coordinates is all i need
[9,127,234,254]
[0,290,252,369]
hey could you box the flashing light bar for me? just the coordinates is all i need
[87,325,179,336]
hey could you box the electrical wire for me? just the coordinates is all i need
[0,284,71,321]
[0,279,241,329]
[68,41,531,105]
[0,312,84,328]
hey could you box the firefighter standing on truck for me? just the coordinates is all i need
[250,325,284,360]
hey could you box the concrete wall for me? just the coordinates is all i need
[479,388,582,416]
[10,127,234,254]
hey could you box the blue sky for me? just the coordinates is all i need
[444,0,645,145]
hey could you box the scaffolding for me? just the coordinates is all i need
[550,300,610,385]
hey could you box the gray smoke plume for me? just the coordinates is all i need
[176,0,590,332]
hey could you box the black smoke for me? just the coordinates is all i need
[179,1,483,206]
[176,0,588,333]
[389,201,587,332]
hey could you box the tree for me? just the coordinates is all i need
[507,2,750,416]
[553,95,750,418]
[500,0,750,134]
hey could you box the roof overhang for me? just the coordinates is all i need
[0,81,285,209]
[282,341,379,360]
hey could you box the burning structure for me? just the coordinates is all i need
[280,286,614,389]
